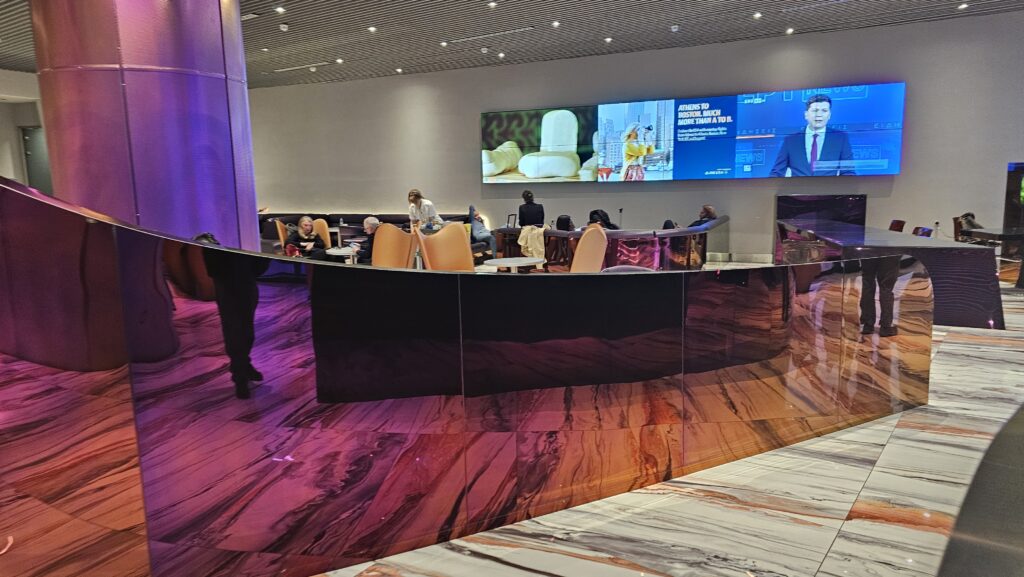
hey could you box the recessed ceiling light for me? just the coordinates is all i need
[785,27,795,35]
[274,6,285,13]
[279,23,289,31]
[957,2,969,8]
[240,12,259,21]
[440,41,448,47]
[551,20,560,28]
[335,58,344,64]
[395,68,403,73]
[260,48,269,52]
[753,12,763,19]
[308,66,317,72]
[670,24,680,33]
[481,47,489,53]
[367,26,377,32]
[498,52,505,59]
[488,1,497,7]
[604,37,613,43]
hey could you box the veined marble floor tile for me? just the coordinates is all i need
[331,496,842,577]
[815,522,941,577]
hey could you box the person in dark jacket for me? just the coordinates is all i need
[195,233,270,399]
[286,216,327,260]
[518,190,545,227]
[688,205,718,227]
[354,216,379,263]
[587,209,619,230]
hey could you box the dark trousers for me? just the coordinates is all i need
[213,279,259,382]
[860,256,900,328]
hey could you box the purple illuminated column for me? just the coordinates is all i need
[30,0,259,250]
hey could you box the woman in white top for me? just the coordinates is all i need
[408,189,443,229]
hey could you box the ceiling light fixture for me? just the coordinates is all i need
[481,47,489,53]
[604,37,613,43]
[279,23,289,31]
[753,11,763,19]
[670,24,680,32]
[957,2,969,8]
[308,66,317,72]
[260,48,269,52]
[240,12,259,21]
[395,68,403,73]
[335,58,344,64]
[440,41,448,47]
[367,26,377,32]
[488,1,497,7]
[273,61,330,72]
[552,20,560,28]
[274,6,285,13]
[448,26,534,44]
[785,27,795,34]
[498,52,505,59]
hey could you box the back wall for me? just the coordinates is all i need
[249,11,1024,258]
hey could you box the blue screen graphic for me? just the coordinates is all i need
[594,82,905,183]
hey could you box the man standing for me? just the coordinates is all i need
[770,94,855,177]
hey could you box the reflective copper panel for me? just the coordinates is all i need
[0,178,931,576]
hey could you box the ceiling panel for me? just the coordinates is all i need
[0,0,1020,89]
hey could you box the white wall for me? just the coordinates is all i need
[250,12,1024,257]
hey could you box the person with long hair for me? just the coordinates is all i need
[286,216,327,260]
[588,209,619,230]
[518,190,545,227]
[408,189,443,229]
[620,122,655,182]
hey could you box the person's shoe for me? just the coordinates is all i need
[861,324,875,335]
[878,325,899,337]
[233,378,252,399]
[247,366,264,381]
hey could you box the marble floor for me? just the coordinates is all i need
[325,284,1024,577]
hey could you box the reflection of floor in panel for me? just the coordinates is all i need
[325,287,1024,577]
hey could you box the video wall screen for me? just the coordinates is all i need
[481,82,905,184]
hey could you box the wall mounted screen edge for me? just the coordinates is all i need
[481,82,905,184]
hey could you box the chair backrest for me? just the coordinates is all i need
[952,217,965,241]
[416,222,475,272]
[570,225,608,273]
[912,226,933,237]
[313,218,332,249]
[539,109,578,153]
[889,219,906,232]
[275,220,288,248]
[371,223,415,268]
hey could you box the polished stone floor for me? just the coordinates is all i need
[325,283,1024,577]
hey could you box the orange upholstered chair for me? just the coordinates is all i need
[416,222,475,272]
[275,220,289,252]
[313,218,332,249]
[371,223,416,268]
[570,225,608,273]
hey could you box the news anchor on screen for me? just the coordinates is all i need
[770,94,855,177]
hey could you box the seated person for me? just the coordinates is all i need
[469,205,497,257]
[688,205,718,227]
[587,209,619,230]
[408,189,443,230]
[351,216,379,263]
[518,190,545,227]
[556,215,575,231]
[662,219,679,230]
[286,216,327,260]
[960,212,984,230]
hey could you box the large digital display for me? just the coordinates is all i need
[481,82,905,184]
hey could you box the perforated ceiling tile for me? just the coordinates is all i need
[0,0,1020,88]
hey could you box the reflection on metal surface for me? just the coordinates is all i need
[0,176,932,576]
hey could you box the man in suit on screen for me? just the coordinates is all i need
[770,94,855,177]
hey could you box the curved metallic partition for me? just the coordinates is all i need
[0,177,931,576]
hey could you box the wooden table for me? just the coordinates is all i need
[484,256,544,273]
